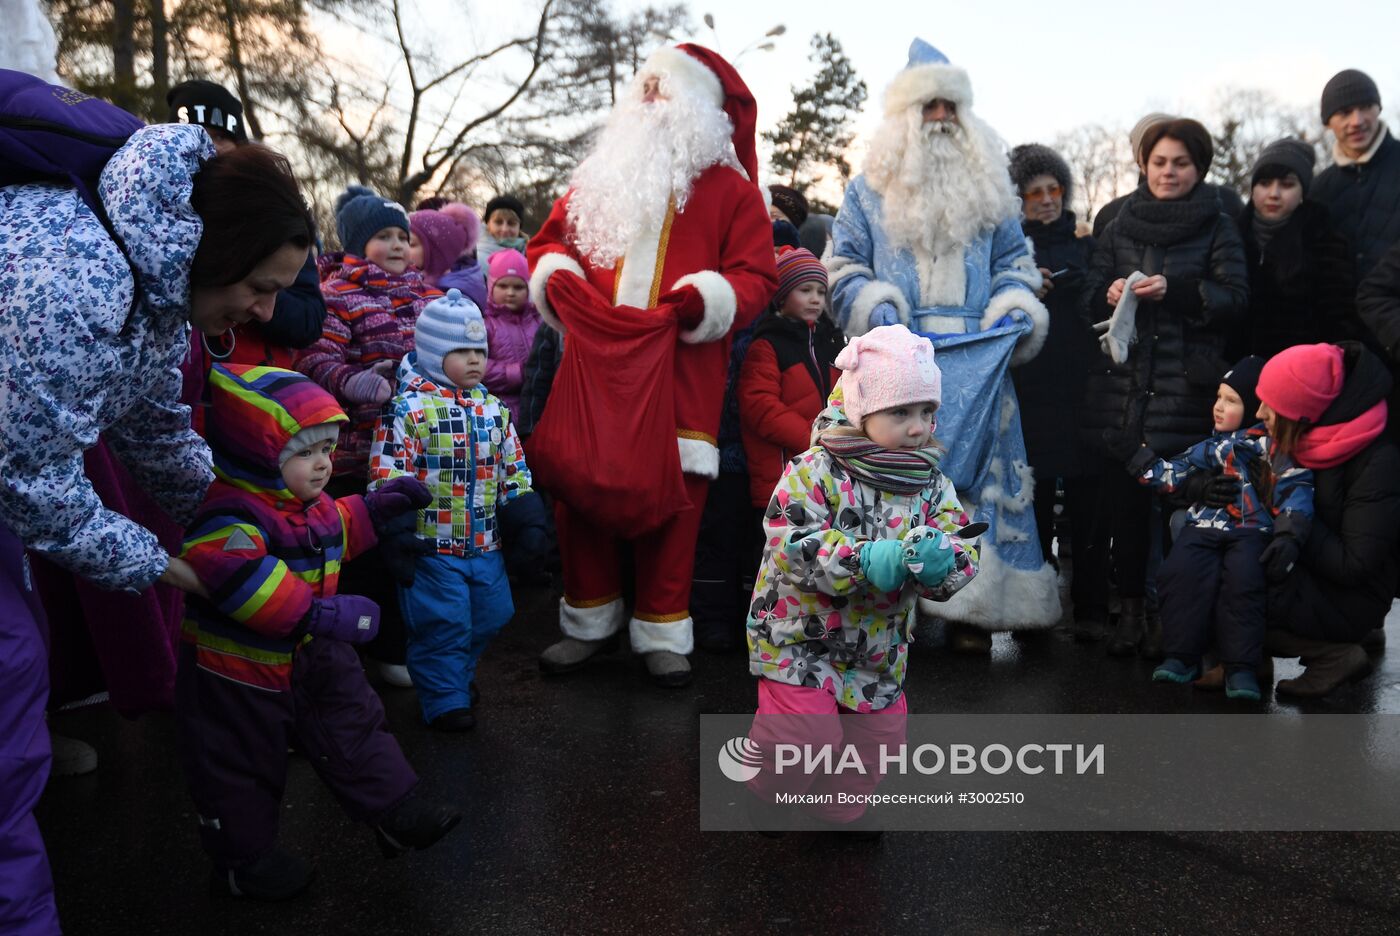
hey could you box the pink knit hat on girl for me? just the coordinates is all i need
[409,209,469,283]
[834,324,942,427]
[1257,343,1346,423]
[487,249,529,294]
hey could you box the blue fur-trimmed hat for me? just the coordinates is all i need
[883,38,972,118]
[414,289,488,387]
[334,185,410,259]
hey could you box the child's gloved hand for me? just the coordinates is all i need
[302,595,380,643]
[497,492,550,575]
[901,526,955,586]
[364,476,432,531]
[860,539,907,593]
[378,514,436,587]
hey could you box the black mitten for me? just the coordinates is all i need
[497,492,550,576]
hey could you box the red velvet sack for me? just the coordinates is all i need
[528,272,690,535]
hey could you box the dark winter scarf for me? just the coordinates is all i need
[1114,182,1220,246]
[819,434,941,495]
[1022,211,1078,251]
[1248,210,1290,255]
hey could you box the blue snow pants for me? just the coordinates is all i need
[0,523,61,935]
[1157,525,1269,667]
[400,551,513,723]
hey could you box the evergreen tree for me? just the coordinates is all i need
[762,32,866,207]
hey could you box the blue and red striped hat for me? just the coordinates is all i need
[774,247,827,309]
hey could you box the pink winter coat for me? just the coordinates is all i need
[483,300,541,417]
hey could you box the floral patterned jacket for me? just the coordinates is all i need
[0,124,216,591]
[747,397,979,712]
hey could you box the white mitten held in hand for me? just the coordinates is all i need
[1092,270,1147,364]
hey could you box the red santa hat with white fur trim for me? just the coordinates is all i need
[638,44,761,192]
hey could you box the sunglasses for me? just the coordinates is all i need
[1022,183,1063,200]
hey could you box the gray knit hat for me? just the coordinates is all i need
[1129,112,1175,162]
[1009,143,1073,205]
[1320,69,1380,123]
[1251,138,1316,194]
[414,288,487,387]
[278,422,341,468]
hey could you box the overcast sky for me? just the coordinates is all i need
[616,0,1398,160]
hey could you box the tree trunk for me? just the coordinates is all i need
[112,0,138,112]
[221,0,263,139]
[150,0,169,119]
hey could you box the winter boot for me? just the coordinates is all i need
[1106,596,1145,657]
[375,795,462,859]
[428,708,475,732]
[211,848,314,901]
[48,733,98,778]
[1224,668,1262,701]
[644,651,692,688]
[948,623,993,655]
[1139,597,1164,661]
[375,661,413,688]
[538,634,618,675]
[1274,643,1369,699]
[1066,613,1109,642]
[1151,657,1199,683]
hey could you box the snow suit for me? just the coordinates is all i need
[369,357,532,721]
[176,366,417,870]
[1135,425,1313,667]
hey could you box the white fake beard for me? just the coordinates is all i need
[862,108,1020,257]
[567,88,739,268]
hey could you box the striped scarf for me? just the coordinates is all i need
[819,434,941,495]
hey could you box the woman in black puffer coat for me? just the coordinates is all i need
[1256,342,1399,697]
[1008,144,1102,631]
[1079,119,1250,655]
[1228,138,1358,361]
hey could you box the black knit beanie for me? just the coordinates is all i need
[1008,143,1073,205]
[1320,69,1380,123]
[166,79,248,143]
[1222,355,1266,426]
[484,194,525,225]
[1251,138,1316,194]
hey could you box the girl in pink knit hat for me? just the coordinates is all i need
[481,249,541,417]
[744,324,981,836]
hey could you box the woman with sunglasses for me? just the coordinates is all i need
[1008,144,1103,639]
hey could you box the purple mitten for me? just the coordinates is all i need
[342,366,393,404]
[303,595,380,643]
[364,476,433,531]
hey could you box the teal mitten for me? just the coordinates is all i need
[901,526,955,586]
[859,539,907,593]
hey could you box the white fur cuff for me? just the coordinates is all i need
[630,615,695,654]
[678,436,719,478]
[560,596,626,641]
[981,289,1050,367]
[673,271,736,344]
[847,279,910,337]
[826,257,873,289]
[529,252,587,334]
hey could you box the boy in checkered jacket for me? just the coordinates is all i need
[369,288,544,732]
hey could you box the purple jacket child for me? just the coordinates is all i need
[482,249,541,417]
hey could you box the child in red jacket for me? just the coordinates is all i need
[738,247,845,507]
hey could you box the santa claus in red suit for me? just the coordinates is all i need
[528,44,777,687]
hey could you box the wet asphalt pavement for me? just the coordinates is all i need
[37,581,1400,936]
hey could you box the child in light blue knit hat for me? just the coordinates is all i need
[367,288,546,732]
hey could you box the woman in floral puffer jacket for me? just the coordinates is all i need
[0,123,315,933]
